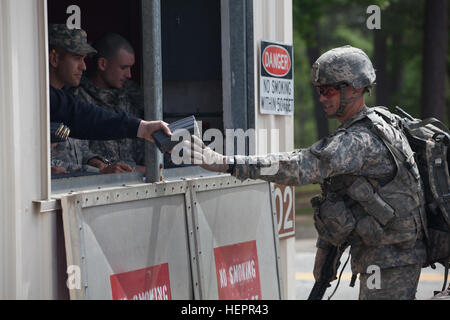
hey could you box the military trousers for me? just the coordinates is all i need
[358,263,421,300]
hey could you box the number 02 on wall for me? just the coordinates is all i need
[272,184,295,239]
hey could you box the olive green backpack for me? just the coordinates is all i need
[395,106,450,292]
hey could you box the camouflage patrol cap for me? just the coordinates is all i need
[49,24,97,55]
[311,45,376,89]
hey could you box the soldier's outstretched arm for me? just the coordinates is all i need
[183,126,391,187]
[182,135,325,186]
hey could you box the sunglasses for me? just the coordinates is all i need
[316,83,348,98]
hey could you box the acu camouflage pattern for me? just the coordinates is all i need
[233,106,395,187]
[232,106,427,278]
[70,76,145,168]
[51,138,100,173]
[49,24,97,55]
[311,45,376,89]
[359,263,422,300]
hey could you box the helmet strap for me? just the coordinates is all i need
[329,86,364,119]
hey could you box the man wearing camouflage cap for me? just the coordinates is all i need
[49,24,99,88]
[49,24,135,174]
[49,24,171,164]
[184,45,427,300]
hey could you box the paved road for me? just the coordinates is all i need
[294,216,449,300]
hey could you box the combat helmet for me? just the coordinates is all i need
[311,45,376,118]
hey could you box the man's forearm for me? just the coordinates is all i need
[231,150,320,186]
[231,153,298,185]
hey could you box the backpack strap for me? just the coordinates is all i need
[410,118,450,136]
[366,109,421,181]
[427,140,450,228]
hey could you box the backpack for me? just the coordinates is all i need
[395,106,450,291]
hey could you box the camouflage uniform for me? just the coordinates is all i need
[51,138,100,173]
[232,106,426,299]
[229,46,427,300]
[70,76,145,169]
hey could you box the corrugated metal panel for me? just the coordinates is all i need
[187,176,283,300]
[60,176,283,300]
[61,181,194,300]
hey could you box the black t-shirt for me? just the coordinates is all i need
[50,86,141,140]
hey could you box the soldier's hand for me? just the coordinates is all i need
[181,135,229,173]
[51,166,68,174]
[100,163,133,174]
[137,120,171,143]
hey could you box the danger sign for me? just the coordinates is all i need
[260,40,294,116]
[214,241,262,300]
[110,263,172,300]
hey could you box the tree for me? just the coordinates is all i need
[421,0,448,120]
[293,0,393,141]
[374,28,389,106]
[293,0,330,140]
[306,22,330,140]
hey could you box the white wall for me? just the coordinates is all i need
[0,0,63,299]
[252,0,296,300]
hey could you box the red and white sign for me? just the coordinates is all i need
[262,45,292,77]
[214,241,262,300]
[260,40,294,116]
[110,263,172,300]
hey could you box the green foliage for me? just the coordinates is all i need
[293,0,392,47]
[293,30,317,147]
[292,0,449,147]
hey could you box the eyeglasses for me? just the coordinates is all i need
[316,83,348,98]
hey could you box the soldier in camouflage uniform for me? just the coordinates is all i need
[184,45,427,300]
[70,33,145,172]
[49,24,135,174]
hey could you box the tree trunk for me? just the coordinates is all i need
[374,29,389,107]
[389,31,404,106]
[306,23,329,140]
[421,0,448,120]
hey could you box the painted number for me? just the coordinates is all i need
[274,185,294,239]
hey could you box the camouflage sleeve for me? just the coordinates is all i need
[232,150,323,186]
[51,156,83,172]
[51,140,98,172]
[51,140,82,171]
[231,126,394,186]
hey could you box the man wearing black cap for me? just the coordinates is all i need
[48,24,170,151]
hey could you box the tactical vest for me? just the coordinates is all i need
[313,107,426,252]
